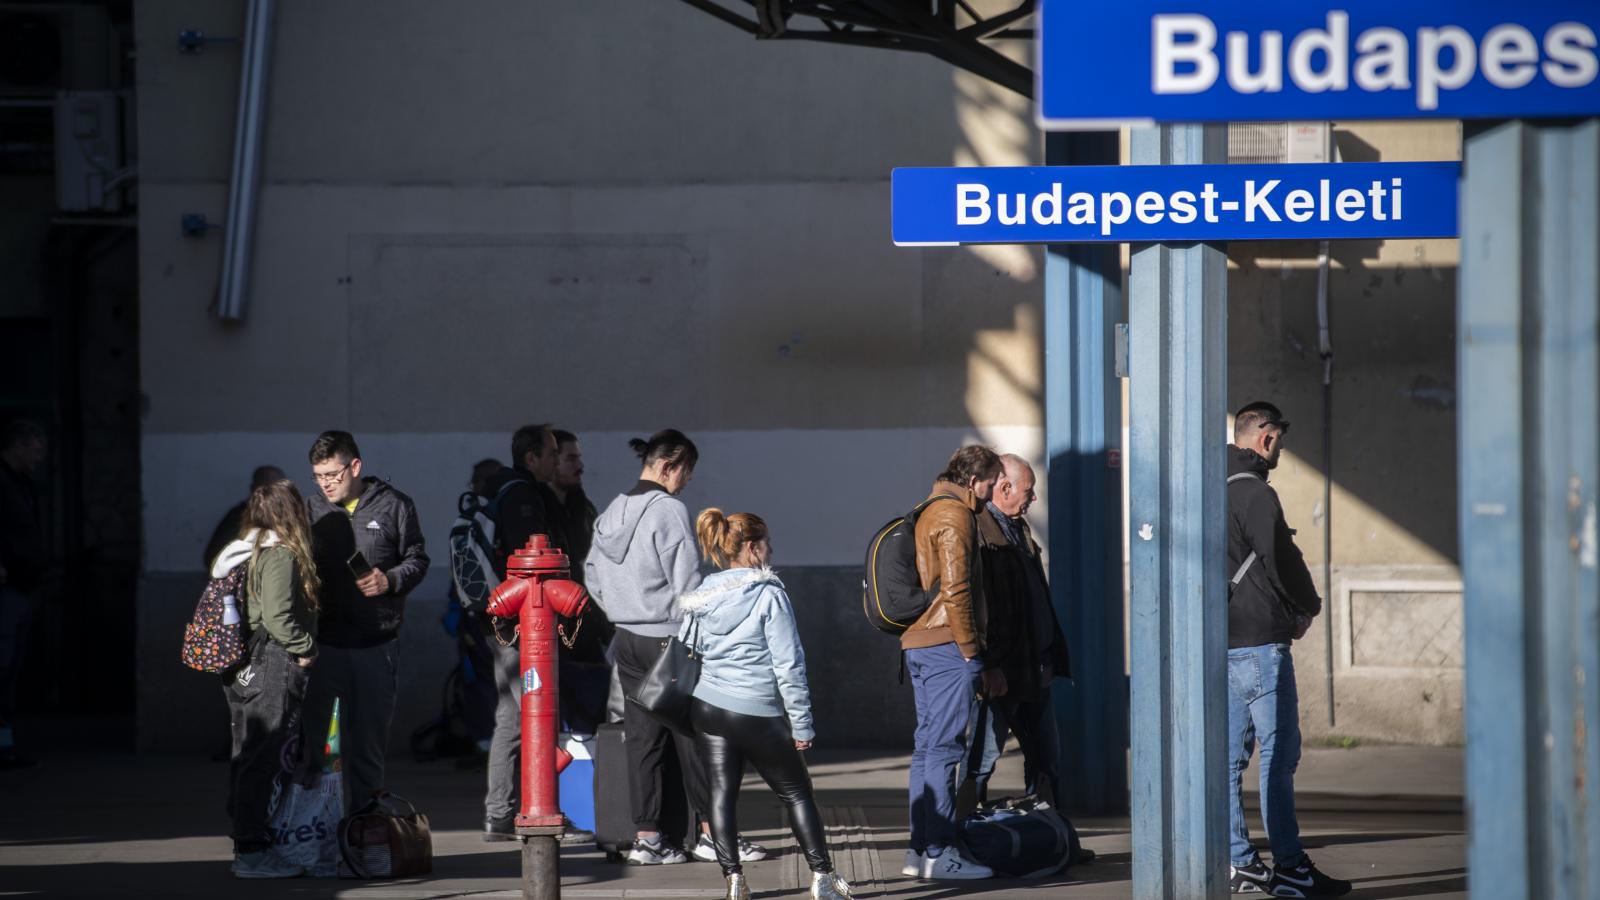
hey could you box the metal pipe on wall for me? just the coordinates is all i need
[215,0,276,321]
[1316,238,1335,730]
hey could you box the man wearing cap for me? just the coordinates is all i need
[1224,402,1350,898]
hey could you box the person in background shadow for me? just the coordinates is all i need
[204,466,288,572]
[0,420,47,770]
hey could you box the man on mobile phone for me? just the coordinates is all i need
[301,431,429,810]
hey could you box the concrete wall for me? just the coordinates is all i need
[134,1,1463,753]
[134,0,1044,750]
[1227,121,1463,746]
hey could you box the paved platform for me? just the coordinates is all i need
[0,726,1464,899]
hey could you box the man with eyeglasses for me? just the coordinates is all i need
[1225,403,1349,898]
[964,453,1073,815]
[301,430,429,811]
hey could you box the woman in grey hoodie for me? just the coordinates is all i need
[681,509,852,900]
[586,431,731,866]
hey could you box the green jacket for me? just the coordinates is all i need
[245,544,318,657]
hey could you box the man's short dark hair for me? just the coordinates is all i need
[250,465,286,489]
[1234,402,1290,441]
[938,445,1002,486]
[1,419,45,452]
[512,424,555,467]
[309,431,361,465]
[552,429,578,448]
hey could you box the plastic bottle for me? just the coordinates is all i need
[222,594,241,626]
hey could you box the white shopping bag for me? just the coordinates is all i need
[270,770,343,877]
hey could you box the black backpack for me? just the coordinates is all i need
[862,494,965,635]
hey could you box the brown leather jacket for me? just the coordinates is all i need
[900,479,987,659]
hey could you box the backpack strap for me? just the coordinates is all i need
[1226,472,1263,592]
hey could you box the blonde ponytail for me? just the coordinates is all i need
[696,507,769,570]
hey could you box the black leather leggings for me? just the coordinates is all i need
[690,698,832,876]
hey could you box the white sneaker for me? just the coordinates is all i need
[921,849,993,880]
[231,849,305,879]
[691,832,771,863]
[901,849,923,877]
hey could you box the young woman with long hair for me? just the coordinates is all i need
[209,479,321,879]
[679,509,851,900]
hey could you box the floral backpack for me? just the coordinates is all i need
[181,564,249,674]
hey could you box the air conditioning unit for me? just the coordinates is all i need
[55,91,123,212]
[0,4,112,95]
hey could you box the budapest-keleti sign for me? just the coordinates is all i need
[1037,0,1600,127]
[891,162,1458,245]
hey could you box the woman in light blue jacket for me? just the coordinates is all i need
[681,509,851,900]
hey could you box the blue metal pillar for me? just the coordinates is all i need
[1045,130,1129,815]
[1127,124,1230,900]
[1460,119,1600,900]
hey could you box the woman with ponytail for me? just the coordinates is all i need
[209,479,320,879]
[679,509,851,900]
[587,430,746,866]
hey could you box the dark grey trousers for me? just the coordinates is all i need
[300,641,400,812]
[225,639,310,852]
[484,636,522,821]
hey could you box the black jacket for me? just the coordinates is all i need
[976,506,1071,697]
[0,460,45,592]
[483,466,568,574]
[1226,445,1320,649]
[307,477,430,648]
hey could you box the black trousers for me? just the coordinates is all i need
[224,639,309,853]
[690,698,832,877]
[612,628,710,833]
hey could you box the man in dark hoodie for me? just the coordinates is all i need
[548,429,612,738]
[481,423,572,841]
[1225,403,1350,898]
[301,431,429,810]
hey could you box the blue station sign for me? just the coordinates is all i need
[891,162,1459,245]
[1037,1,1600,128]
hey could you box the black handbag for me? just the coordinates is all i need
[627,616,701,729]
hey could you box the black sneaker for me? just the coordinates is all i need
[1268,858,1352,898]
[1230,859,1272,894]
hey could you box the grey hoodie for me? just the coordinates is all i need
[584,482,703,638]
[678,567,814,741]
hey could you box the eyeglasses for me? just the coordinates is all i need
[312,462,351,485]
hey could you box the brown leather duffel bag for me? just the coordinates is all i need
[338,791,432,879]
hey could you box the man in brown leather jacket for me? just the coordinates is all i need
[901,445,1004,881]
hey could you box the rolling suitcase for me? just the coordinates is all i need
[592,722,695,861]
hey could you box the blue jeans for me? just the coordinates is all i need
[1227,643,1305,868]
[906,643,982,856]
[965,687,1062,806]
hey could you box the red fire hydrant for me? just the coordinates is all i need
[486,534,589,900]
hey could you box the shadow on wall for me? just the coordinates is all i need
[1227,243,1459,568]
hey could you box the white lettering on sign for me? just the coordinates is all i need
[1152,13,1599,111]
[957,184,991,225]
[952,178,1405,238]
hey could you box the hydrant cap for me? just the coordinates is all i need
[506,534,569,576]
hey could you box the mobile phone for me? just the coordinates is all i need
[347,550,373,578]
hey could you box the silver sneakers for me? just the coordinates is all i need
[724,872,751,900]
[811,870,854,899]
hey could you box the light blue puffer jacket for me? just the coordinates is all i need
[677,567,815,742]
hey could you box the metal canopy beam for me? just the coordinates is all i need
[1045,130,1129,816]
[676,0,1035,97]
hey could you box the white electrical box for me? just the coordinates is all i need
[54,90,123,212]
